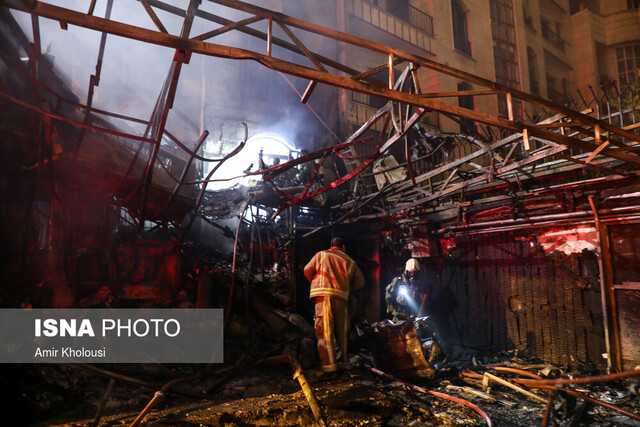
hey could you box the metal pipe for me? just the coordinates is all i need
[462,372,484,380]
[367,366,493,426]
[117,51,175,206]
[244,222,257,318]
[592,195,623,372]
[254,138,373,182]
[163,130,239,162]
[294,152,326,202]
[589,195,614,372]
[293,369,325,426]
[87,0,97,15]
[146,0,401,89]
[28,13,40,132]
[157,130,209,217]
[588,85,600,119]
[513,369,640,387]
[69,363,154,388]
[225,197,252,328]
[349,144,613,220]
[480,366,542,379]
[288,206,297,313]
[600,84,612,125]
[302,182,397,238]
[613,82,625,134]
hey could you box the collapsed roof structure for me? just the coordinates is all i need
[1,0,640,425]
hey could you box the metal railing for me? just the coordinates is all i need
[352,0,434,54]
[408,5,434,37]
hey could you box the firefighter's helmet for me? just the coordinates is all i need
[405,258,420,273]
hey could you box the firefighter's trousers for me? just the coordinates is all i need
[314,296,348,372]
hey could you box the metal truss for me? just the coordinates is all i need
[1,0,639,227]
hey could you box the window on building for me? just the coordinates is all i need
[628,0,640,9]
[457,82,476,133]
[523,0,534,28]
[527,47,539,94]
[491,0,521,117]
[546,73,568,104]
[616,44,640,86]
[452,1,471,55]
[541,19,566,51]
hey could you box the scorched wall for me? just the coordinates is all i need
[428,231,606,368]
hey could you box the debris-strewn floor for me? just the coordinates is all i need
[10,355,640,427]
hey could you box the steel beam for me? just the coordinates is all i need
[6,1,640,168]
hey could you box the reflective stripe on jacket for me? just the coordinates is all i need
[304,248,365,300]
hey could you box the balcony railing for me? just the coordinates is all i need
[350,0,434,53]
[408,5,434,37]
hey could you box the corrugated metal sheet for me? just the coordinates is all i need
[427,231,605,367]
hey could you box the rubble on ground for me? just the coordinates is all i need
[13,339,639,426]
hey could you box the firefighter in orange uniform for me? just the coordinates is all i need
[304,237,365,375]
